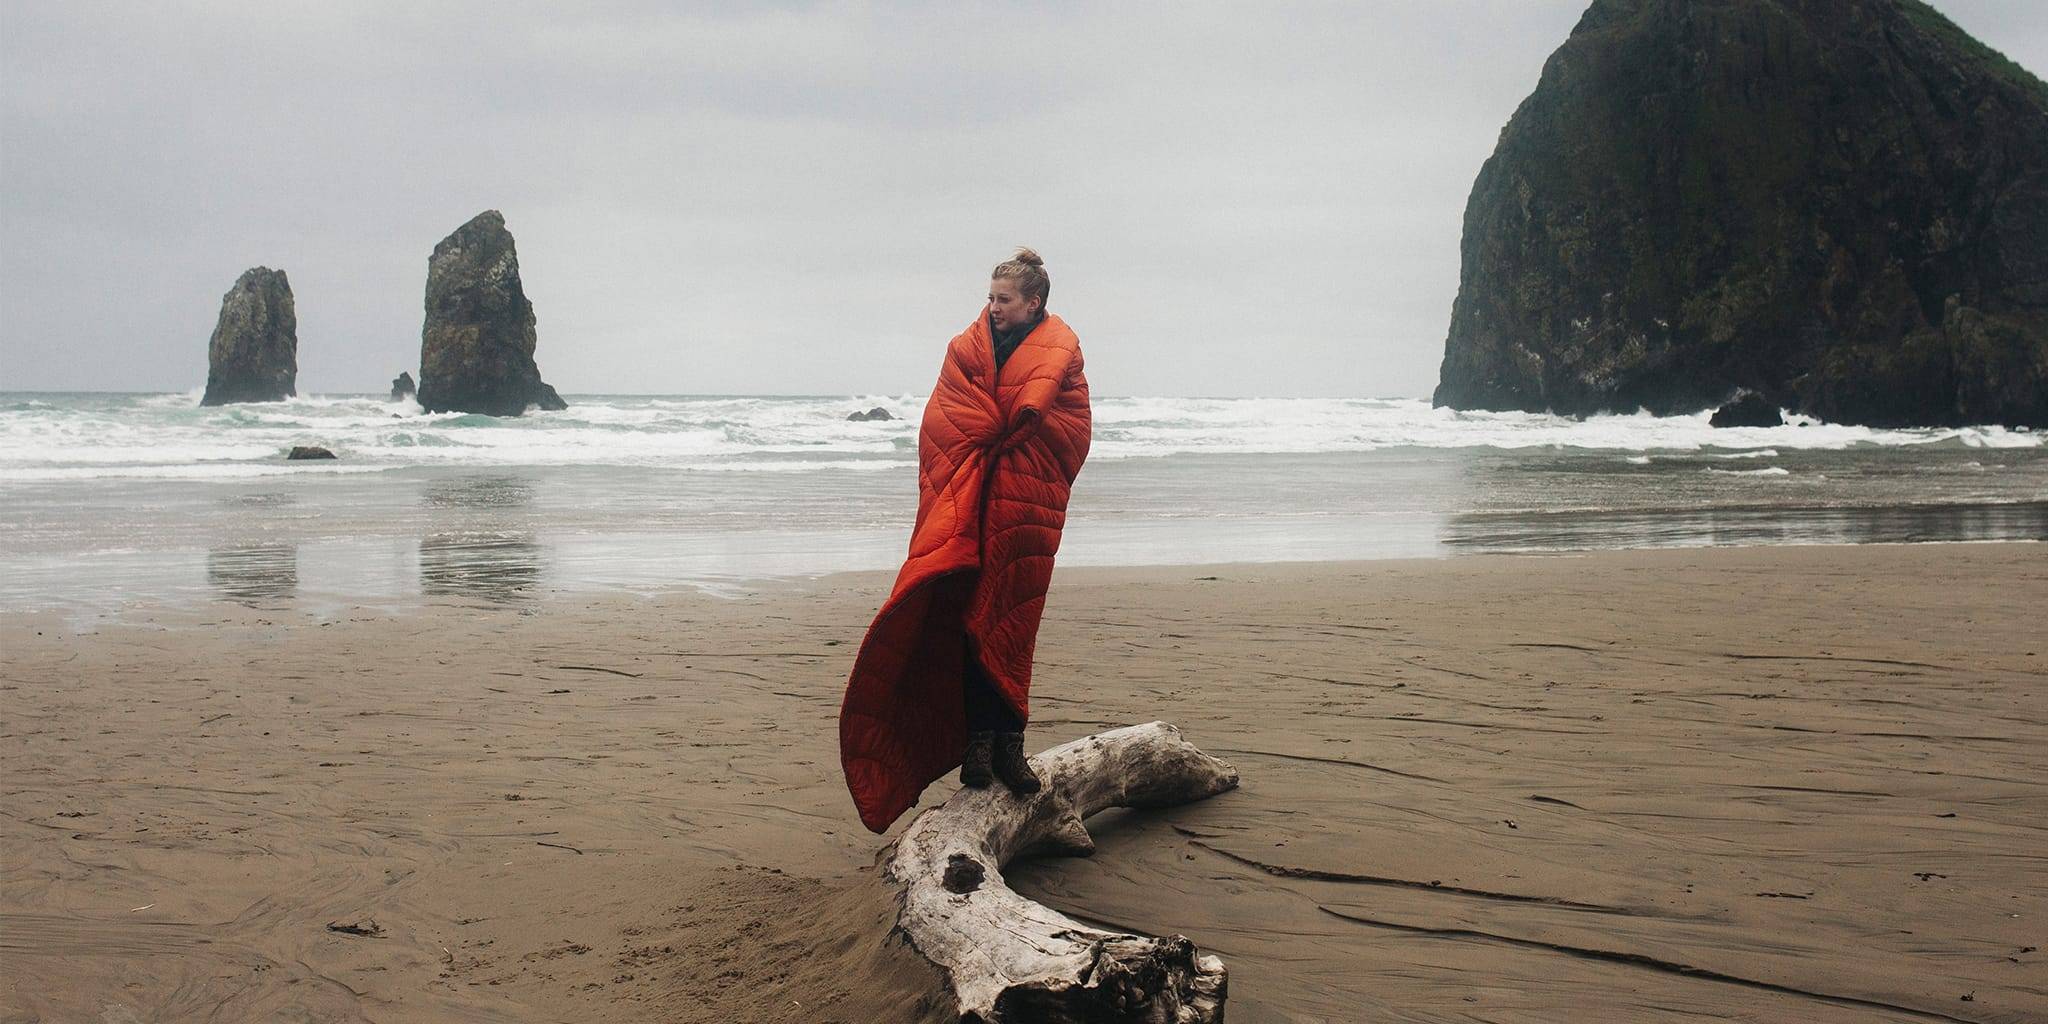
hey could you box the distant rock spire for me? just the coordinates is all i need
[200,268,297,406]
[415,211,566,417]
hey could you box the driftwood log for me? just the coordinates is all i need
[881,721,1239,1023]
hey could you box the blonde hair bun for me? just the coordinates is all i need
[992,247,1051,304]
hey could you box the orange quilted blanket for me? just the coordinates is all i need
[838,310,1092,832]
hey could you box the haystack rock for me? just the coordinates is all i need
[200,268,297,406]
[416,211,566,416]
[1434,0,2048,427]
[390,371,416,401]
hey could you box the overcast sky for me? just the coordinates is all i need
[3,2,2043,398]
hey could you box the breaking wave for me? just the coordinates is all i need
[0,392,2037,481]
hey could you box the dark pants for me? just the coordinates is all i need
[963,642,1023,734]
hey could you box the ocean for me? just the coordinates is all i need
[2,391,2042,617]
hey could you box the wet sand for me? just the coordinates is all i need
[3,543,2044,1022]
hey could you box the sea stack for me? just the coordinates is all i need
[1433,0,2048,427]
[199,268,297,406]
[416,211,566,416]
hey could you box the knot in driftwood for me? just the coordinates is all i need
[942,853,986,894]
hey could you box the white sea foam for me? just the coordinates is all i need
[1087,399,2037,457]
[1707,467,1793,476]
[0,393,2039,481]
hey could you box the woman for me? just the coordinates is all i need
[839,249,1093,834]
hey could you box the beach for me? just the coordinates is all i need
[8,0,2048,1020]
[4,542,2043,1023]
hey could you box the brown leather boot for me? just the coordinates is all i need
[992,732,1042,795]
[959,731,994,788]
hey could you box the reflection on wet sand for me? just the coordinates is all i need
[1844,499,2048,543]
[419,533,544,604]
[417,475,545,603]
[1444,499,2048,552]
[206,544,298,605]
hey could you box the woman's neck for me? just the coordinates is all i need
[992,310,1043,340]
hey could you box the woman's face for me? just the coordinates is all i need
[987,278,1041,333]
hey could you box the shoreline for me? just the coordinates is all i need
[7,396,2045,624]
[6,531,2044,628]
[4,543,2044,1022]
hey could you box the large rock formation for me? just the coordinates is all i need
[416,211,566,416]
[200,268,297,406]
[1434,0,2048,427]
